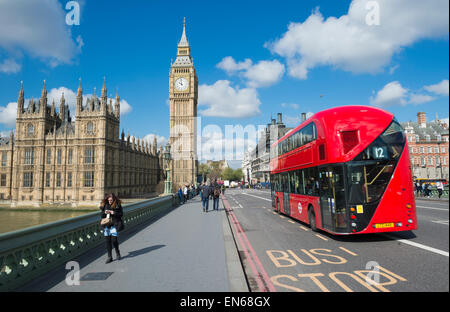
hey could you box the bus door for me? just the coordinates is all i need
[283,192,290,215]
[319,166,347,232]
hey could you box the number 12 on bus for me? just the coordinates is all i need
[270,106,417,234]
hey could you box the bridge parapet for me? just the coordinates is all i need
[0,194,178,291]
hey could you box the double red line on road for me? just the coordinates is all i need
[222,194,276,292]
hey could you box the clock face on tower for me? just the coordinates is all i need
[175,77,189,91]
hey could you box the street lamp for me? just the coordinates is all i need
[163,143,172,194]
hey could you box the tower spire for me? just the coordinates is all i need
[114,88,120,118]
[102,76,107,97]
[17,81,24,115]
[76,78,83,115]
[178,17,189,47]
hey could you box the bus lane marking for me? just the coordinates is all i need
[315,234,328,241]
[266,248,407,292]
[299,225,309,231]
[339,247,358,256]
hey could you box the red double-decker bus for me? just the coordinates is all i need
[270,106,417,234]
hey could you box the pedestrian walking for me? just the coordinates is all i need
[415,181,421,197]
[183,185,188,203]
[212,182,221,211]
[100,193,124,264]
[178,187,183,204]
[422,183,426,197]
[436,181,444,198]
[201,183,211,212]
[426,183,432,198]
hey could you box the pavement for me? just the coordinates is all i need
[19,195,248,292]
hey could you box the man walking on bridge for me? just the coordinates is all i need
[212,181,221,211]
[201,182,211,212]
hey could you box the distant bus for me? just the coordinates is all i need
[415,178,448,186]
[270,106,417,235]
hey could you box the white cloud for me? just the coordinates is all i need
[244,60,285,88]
[370,81,439,107]
[389,64,400,75]
[424,79,449,96]
[217,57,285,88]
[0,102,17,127]
[0,58,21,73]
[370,81,408,107]
[198,80,261,118]
[408,94,436,105]
[217,56,252,74]
[0,0,82,71]
[267,0,449,79]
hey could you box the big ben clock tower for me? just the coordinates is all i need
[169,18,198,189]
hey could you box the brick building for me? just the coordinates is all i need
[402,112,449,180]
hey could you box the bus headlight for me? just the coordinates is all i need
[408,219,413,224]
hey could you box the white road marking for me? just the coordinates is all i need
[384,234,449,257]
[416,205,448,211]
[241,192,272,202]
[431,220,449,225]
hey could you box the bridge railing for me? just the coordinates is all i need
[415,189,449,199]
[0,194,179,292]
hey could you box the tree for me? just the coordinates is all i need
[207,161,223,182]
[198,163,211,183]
[222,167,235,181]
[233,168,243,181]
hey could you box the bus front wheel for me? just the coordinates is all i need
[309,207,318,232]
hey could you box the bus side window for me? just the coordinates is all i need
[299,169,305,195]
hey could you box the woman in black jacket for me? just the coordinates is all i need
[100,193,124,263]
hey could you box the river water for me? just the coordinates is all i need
[0,210,96,234]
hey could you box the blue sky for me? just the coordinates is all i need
[0,0,448,160]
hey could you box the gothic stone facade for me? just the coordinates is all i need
[0,81,163,207]
[169,20,198,190]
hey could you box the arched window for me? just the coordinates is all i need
[87,122,94,134]
[27,124,34,136]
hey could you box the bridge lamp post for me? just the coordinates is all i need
[163,143,172,194]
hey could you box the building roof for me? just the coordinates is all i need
[402,120,449,141]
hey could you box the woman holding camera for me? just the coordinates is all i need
[100,193,124,263]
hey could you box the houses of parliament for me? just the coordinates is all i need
[0,79,164,207]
